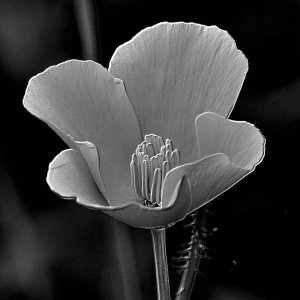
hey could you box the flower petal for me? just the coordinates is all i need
[195,112,265,170]
[161,153,253,212]
[109,22,248,163]
[47,149,109,207]
[83,176,192,229]
[23,60,142,205]
[47,149,192,228]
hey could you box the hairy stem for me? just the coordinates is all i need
[151,228,171,300]
[175,210,207,300]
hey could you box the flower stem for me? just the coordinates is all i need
[175,243,201,300]
[151,228,171,300]
[111,220,143,300]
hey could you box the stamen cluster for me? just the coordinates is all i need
[130,134,180,207]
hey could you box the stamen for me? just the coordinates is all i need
[130,160,140,197]
[137,152,143,188]
[141,142,147,154]
[130,134,180,207]
[156,153,164,167]
[144,154,150,163]
[135,146,141,156]
[173,149,180,167]
[157,136,164,148]
[149,157,155,186]
[170,150,180,168]
[152,136,159,154]
[143,160,149,199]
[141,158,145,198]
[165,138,173,151]
[150,168,162,204]
[145,134,151,143]
[160,145,166,159]
[162,161,170,180]
[165,150,172,166]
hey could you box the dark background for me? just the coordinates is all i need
[0,0,299,299]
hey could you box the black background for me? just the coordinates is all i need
[0,0,299,299]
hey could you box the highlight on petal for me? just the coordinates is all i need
[23,60,142,205]
[47,149,109,207]
[109,22,248,164]
[47,148,192,228]
[161,153,253,212]
[195,112,265,170]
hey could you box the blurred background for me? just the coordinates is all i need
[0,0,299,299]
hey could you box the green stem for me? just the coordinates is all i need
[151,228,171,300]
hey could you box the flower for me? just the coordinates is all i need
[23,22,265,229]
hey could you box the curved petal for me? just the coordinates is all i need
[195,112,265,170]
[40,122,108,200]
[23,60,142,205]
[46,149,109,207]
[47,149,192,229]
[109,22,248,163]
[161,153,253,212]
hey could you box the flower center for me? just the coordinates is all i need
[130,134,180,207]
